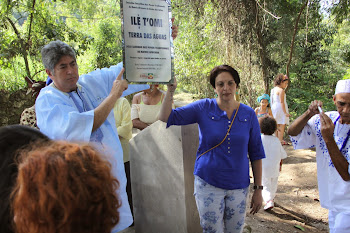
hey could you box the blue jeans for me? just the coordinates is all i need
[194,176,249,233]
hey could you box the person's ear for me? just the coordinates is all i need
[333,95,337,105]
[46,69,53,78]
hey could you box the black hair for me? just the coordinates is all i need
[209,65,240,88]
[259,116,277,135]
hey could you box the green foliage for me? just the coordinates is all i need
[94,19,122,68]
[287,19,349,117]
[330,0,350,24]
[0,0,349,124]
[0,0,120,91]
[172,0,223,98]
[0,56,28,91]
[344,68,350,80]
[172,0,349,119]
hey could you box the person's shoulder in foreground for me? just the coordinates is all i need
[0,125,50,233]
[12,141,120,233]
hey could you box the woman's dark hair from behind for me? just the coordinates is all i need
[273,73,286,86]
[209,65,240,88]
[259,116,277,135]
[0,125,49,233]
[12,141,121,233]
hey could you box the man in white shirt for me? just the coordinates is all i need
[288,79,350,233]
[36,40,148,232]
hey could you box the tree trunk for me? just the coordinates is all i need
[286,0,309,78]
[249,0,270,93]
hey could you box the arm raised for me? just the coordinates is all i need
[159,78,177,123]
[288,100,322,136]
[93,68,127,132]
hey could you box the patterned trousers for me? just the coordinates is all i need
[194,176,249,233]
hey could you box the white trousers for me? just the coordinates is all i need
[328,210,350,233]
[261,176,279,203]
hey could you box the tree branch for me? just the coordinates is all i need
[6,17,32,79]
[255,0,281,20]
[27,0,36,42]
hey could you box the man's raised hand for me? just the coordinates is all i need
[112,68,128,98]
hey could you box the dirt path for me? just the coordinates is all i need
[245,145,329,233]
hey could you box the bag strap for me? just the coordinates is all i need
[198,103,240,158]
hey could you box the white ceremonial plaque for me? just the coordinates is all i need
[121,0,174,83]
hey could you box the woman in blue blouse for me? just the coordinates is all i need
[159,65,265,233]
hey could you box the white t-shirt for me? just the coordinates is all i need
[290,111,350,213]
[261,134,287,178]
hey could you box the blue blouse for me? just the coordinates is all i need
[167,99,265,190]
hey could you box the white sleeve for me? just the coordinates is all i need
[280,145,288,159]
[289,115,317,150]
[36,89,94,142]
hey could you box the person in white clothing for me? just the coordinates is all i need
[270,73,290,144]
[36,40,149,232]
[288,79,350,233]
[259,116,287,210]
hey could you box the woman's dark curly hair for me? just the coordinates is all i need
[209,65,240,88]
[12,141,121,233]
[0,125,49,233]
[259,116,277,135]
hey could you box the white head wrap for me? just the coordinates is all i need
[335,79,350,95]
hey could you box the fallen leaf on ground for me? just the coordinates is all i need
[294,225,305,231]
